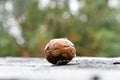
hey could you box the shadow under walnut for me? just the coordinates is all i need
[44,38,76,65]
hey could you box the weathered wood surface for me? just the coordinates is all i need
[0,57,120,80]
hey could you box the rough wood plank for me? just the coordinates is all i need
[0,57,120,80]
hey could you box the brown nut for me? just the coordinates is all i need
[44,38,76,65]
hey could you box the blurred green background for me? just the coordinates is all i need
[0,0,120,57]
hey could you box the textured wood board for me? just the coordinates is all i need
[0,57,120,80]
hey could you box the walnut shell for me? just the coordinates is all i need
[44,38,76,65]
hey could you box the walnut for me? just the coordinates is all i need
[44,38,76,65]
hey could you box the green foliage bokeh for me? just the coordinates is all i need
[0,0,120,57]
